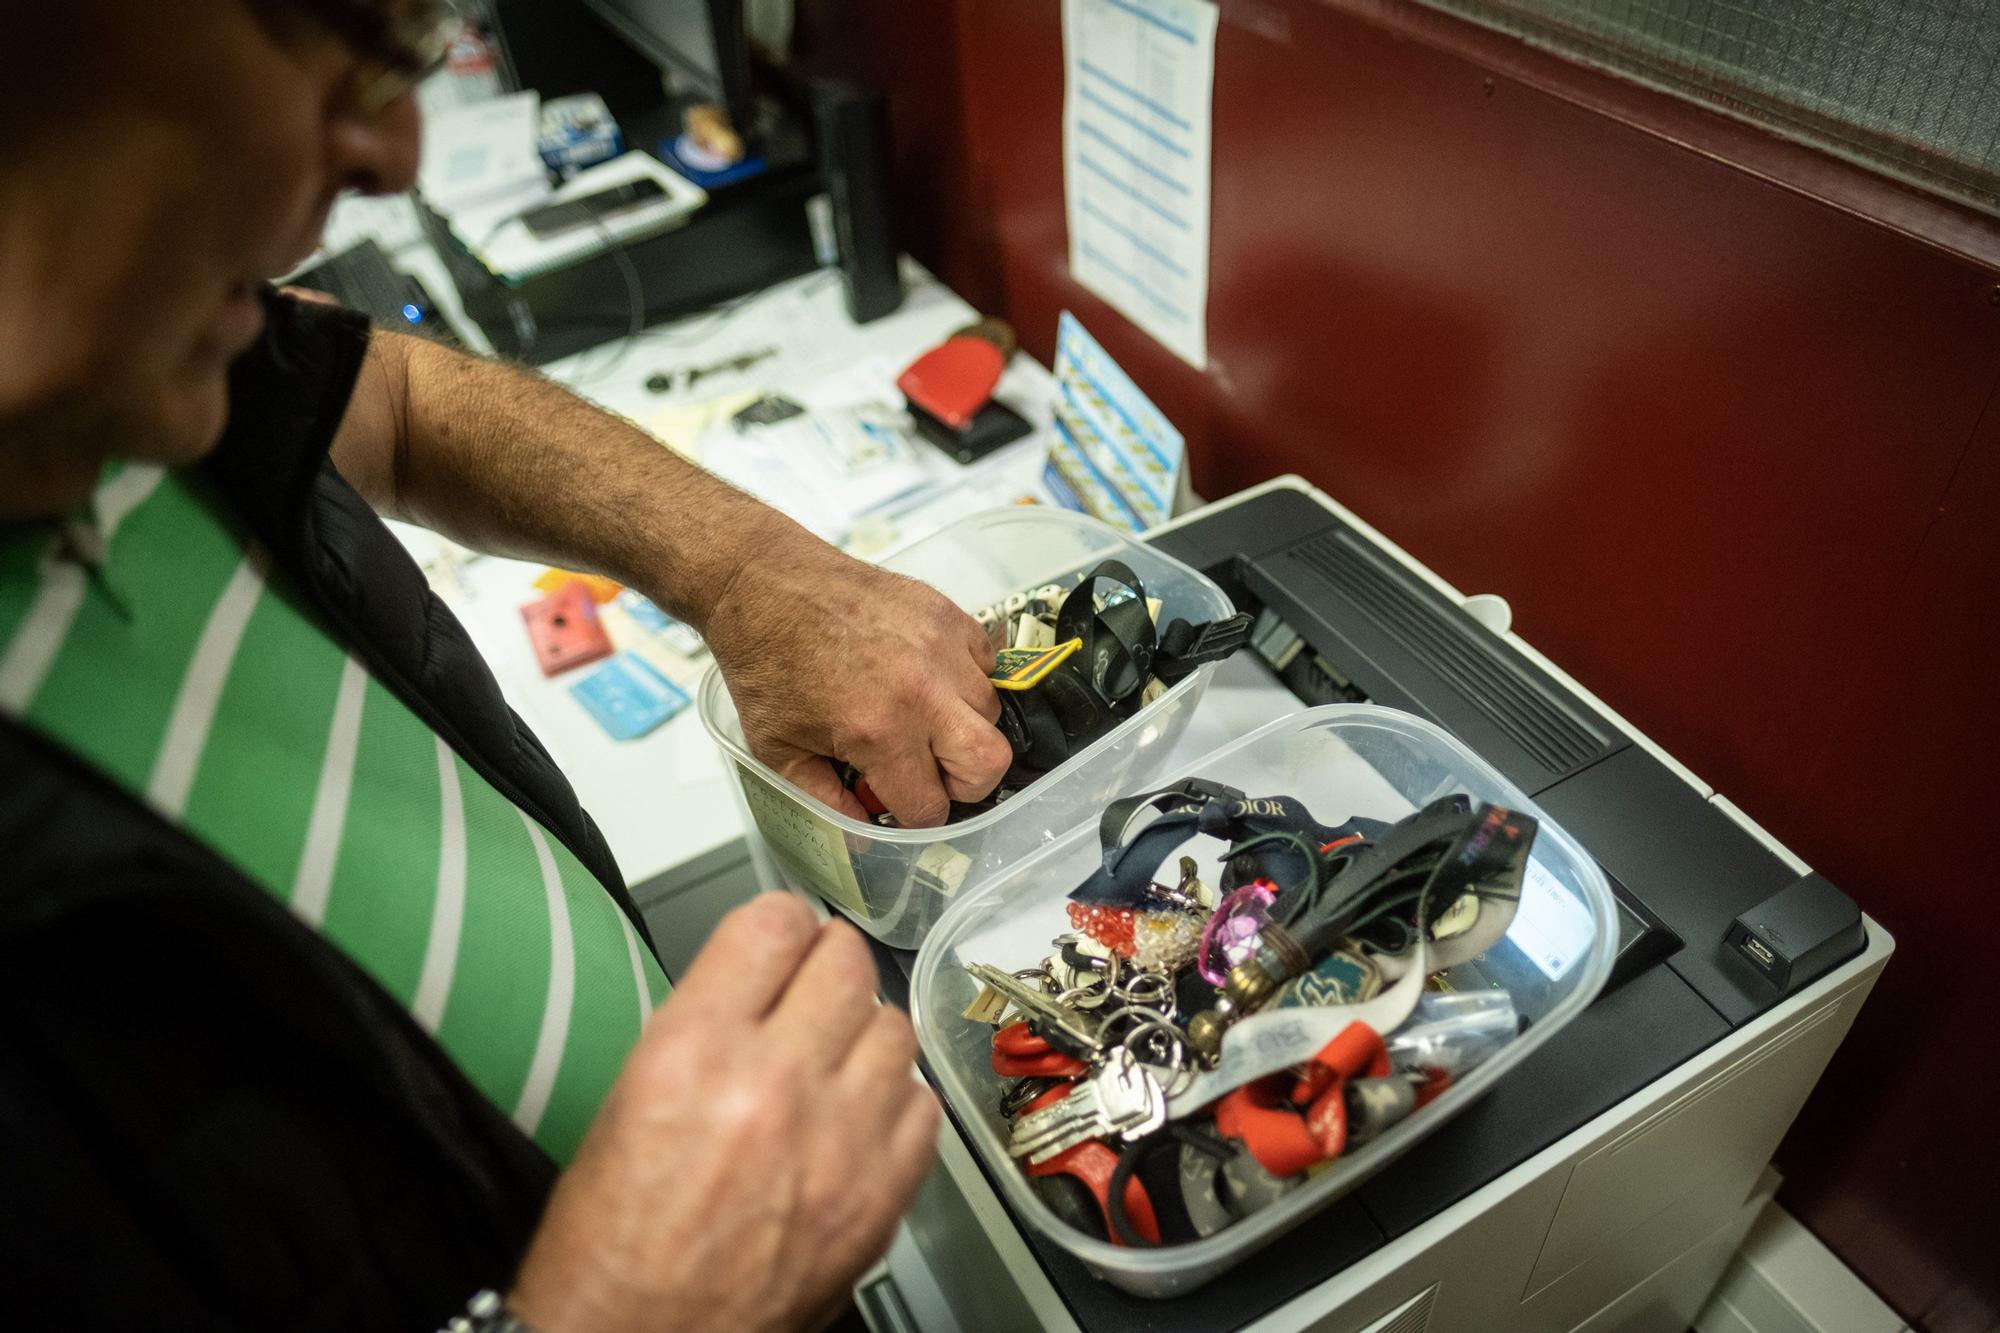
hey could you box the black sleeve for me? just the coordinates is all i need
[0,724,557,1331]
[200,289,651,953]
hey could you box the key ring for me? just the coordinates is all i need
[1057,982,1116,1011]
[1119,1017,1192,1077]
[1111,968,1175,1008]
[1100,1003,1174,1055]
[1014,965,1057,996]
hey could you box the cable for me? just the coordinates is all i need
[1106,1125,1235,1247]
[559,211,648,382]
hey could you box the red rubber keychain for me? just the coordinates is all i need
[991,1021,1089,1080]
[1214,1021,1390,1177]
[1017,1084,1161,1246]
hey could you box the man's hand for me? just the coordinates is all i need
[330,331,1012,827]
[699,524,1012,828]
[509,895,940,1333]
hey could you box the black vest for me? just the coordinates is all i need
[0,292,649,1327]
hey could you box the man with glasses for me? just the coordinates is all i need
[0,3,1011,1328]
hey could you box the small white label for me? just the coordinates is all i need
[1506,858,1595,982]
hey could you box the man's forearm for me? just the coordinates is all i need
[333,323,1012,826]
[335,330,801,630]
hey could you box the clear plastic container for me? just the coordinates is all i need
[698,508,1237,949]
[910,704,1618,1298]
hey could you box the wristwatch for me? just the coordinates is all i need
[440,1289,536,1333]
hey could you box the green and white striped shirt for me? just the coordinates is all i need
[0,464,668,1164]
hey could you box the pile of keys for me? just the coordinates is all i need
[844,563,1252,826]
[957,779,1540,1246]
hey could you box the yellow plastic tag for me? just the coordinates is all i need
[990,637,1083,691]
[534,568,623,603]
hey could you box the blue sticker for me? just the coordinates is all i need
[569,652,691,741]
[618,591,706,657]
[617,591,677,633]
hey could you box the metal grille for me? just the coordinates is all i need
[1290,531,1612,776]
[1413,0,2000,215]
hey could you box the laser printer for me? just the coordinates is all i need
[861,476,1891,1333]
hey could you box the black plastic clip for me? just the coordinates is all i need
[1155,612,1256,683]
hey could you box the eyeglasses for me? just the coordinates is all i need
[304,0,456,119]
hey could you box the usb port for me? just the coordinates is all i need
[1742,935,1776,970]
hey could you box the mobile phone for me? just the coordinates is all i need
[520,178,667,240]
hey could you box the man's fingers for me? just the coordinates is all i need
[934,699,1013,804]
[860,752,952,824]
[877,1087,943,1219]
[663,893,821,1025]
[857,742,954,828]
[832,1004,922,1128]
[830,1085,941,1288]
[780,754,870,821]
[948,654,1002,723]
[856,693,1010,819]
[959,612,998,673]
[766,920,883,1070]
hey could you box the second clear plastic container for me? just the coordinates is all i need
[698,507,1237,949]
[910,704,1618,1297]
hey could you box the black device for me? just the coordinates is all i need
[580,0,757,135]
[909,398,1032,464]
[520,177,668,240]
[987,562,1252,792]
[451,1,822,363]
[289,240,459,347]
[813,81,903,324]
[1726,872,1865,991]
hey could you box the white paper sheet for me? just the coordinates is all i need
[1062,0,1218,368]
[418,92,549,216]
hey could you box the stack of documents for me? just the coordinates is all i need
[418,92,552,220]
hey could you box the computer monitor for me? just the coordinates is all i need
[580,0,755,133]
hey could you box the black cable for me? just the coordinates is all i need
[1222,829,1324,924]
[560,213,647,382]
[1172,1123,1235,1159]
[1106,1125,1238,1247]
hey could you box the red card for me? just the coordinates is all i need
[521,582,614,677]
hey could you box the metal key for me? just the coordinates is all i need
[965,963,1107,1059]
[1007,1048,1167,1164]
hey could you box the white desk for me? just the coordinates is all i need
[392,257,1063,889]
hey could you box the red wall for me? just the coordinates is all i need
[797,2,2000,1326]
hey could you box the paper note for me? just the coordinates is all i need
[1062,0,1218,367]
[702,406,952,547]
[1043,312,1186,532]
[737,769,869,918]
